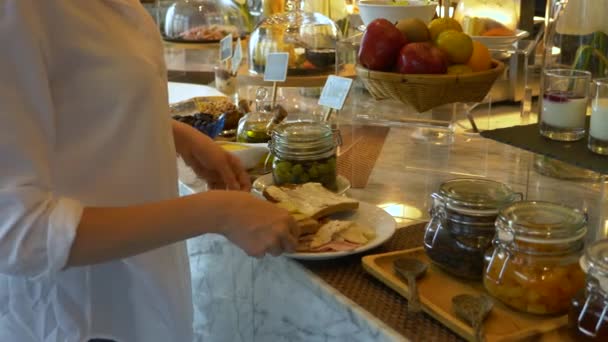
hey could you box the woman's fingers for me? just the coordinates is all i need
[228,153,252,192]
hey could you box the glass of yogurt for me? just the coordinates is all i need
[540,69,592,141]
[588,78,608,155]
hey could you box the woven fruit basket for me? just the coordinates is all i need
[356,60,506,113]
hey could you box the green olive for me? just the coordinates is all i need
[271,155,337,190]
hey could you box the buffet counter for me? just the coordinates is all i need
[168,78,606,341]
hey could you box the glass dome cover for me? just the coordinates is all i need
[163,0,246,42]
[248,0,341,76]
[453,0,519,36]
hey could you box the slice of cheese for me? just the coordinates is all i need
[338,223,376,244]
[265,183,358,219]
[310,220,354,249]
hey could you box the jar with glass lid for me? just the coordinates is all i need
[248,0,341,76]
[269,121,339,191]
[569,239,608,340]
[484,201,587,315]
[423,178,520,280]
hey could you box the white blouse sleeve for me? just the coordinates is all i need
[0,1,83,279]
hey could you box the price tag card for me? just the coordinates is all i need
[318,75,354,110]
[231,38,243,74]
[219,34,233,62]
[263,53,289,82]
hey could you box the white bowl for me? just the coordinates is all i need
[217,142,269,170]
[358,1,438,26]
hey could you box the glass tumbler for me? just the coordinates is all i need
[214,65,238,102]
[540,69,591,142]
[589,78,608,155]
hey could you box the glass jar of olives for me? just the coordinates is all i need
[569,239,608,340]
[424,178,520,280]
[269,121,339,190]
[484,201,587,315]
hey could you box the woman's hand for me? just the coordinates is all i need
[172,120,250,191]
[211,191,299,257]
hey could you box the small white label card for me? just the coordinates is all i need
[263,53,289,82]
[231,38,243,74]
[318,75,354,110]
[219,34,233,62]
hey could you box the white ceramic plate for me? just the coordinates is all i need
[471,30,529,51]
[167,82,225,104]
[283,202,397,261]
[252,174,352,196]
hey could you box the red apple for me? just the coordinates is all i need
[395,42,448,74]
[358,19,408,71]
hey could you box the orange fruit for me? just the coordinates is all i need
[428,18,462,42]
[435,30,473,64]
[482,27,516,37]
[467,41,492,71]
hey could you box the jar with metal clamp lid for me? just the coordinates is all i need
[569,239,608,340]
[424,178,520,280]
[484,201,587,315]
[269,121,340,191]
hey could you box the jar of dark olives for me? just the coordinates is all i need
[424,178,520,280]
[484,201,587,315]
[269,121,339,191]
[569,239,608,340]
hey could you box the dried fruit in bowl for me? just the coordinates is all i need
[172,113,226,139]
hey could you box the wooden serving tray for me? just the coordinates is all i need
[361,248,569,342]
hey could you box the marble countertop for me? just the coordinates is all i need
[169,81,608,341]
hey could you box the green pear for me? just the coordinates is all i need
[395,18,431,43]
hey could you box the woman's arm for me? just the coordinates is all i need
[67,190,298,267]
[172,120,251,191]
[66,120,298,267]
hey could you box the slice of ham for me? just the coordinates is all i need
[310,240,362,252]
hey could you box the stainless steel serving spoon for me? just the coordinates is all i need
[452,294,494,342]
[393,258,428,313]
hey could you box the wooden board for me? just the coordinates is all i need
[362,248,569,342]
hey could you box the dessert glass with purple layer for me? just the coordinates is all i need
[540,69,591,142]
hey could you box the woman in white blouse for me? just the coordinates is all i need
[0,1,297,341]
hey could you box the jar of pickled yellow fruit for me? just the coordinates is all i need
[484,201,587,315]
[269,121,339,191]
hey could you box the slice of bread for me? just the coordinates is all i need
[296,217,320,236]
[264,182,359,219]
